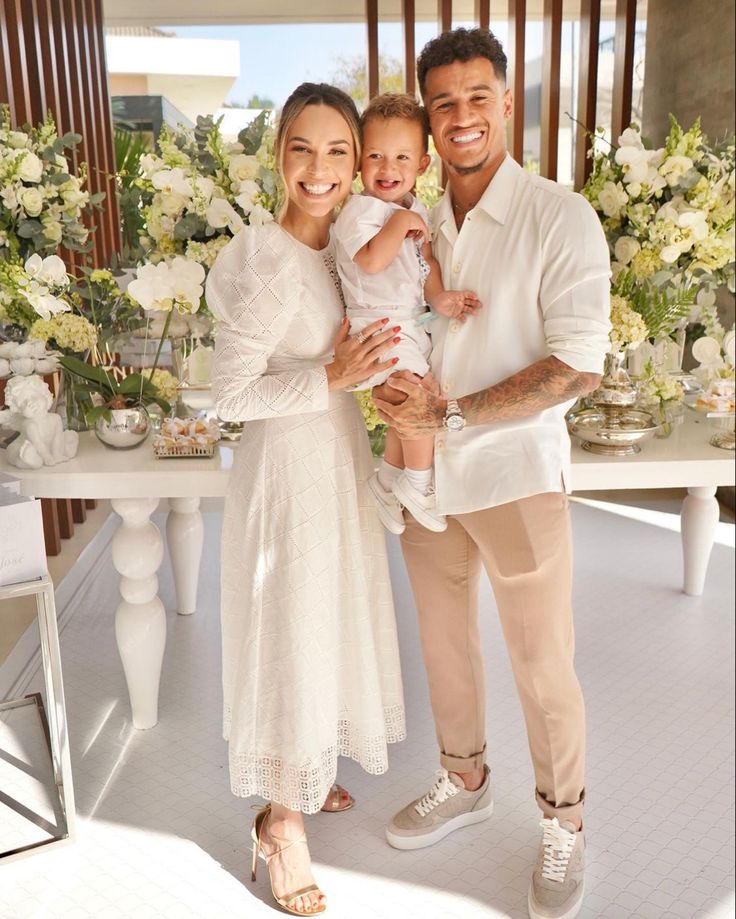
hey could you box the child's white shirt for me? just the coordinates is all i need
[333,192,430,316]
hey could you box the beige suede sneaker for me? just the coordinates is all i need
[528,818,585,919]
[385,766,493,850]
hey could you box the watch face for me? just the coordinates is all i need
[446,413,464,431]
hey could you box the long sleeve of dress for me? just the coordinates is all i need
[206,223,330,422]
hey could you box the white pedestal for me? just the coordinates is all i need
[681,486,719,597]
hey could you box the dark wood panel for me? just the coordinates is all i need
[611,0,637,141]
[540,0,562,179]
[574,0,601,189]
[35,0,63,123]
[438,0,452,32]
[87,0,121,260]
[0,4,15,123]
[41,498,61,556]
[57,498,75,539]
[71,498,87,524]
[2,0,32,123]
[366,0,379,100]
[85,499,98,510]
[402,0,416,96]
[507,0,526,163]
[20,0,46,117]
[476,0,490,30]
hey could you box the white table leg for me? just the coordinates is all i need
[166,497,203,616]
[681,486,719,597]
[111,497,166,730]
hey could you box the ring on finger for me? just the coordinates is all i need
[355,331,367,345]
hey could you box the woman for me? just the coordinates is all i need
[206,83,406,916]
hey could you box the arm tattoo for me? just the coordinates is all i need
[460,356,600,426]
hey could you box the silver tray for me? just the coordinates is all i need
[566,407,658,455]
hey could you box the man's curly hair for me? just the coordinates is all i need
[417,28,508,97]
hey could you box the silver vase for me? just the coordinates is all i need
[94,405,150,449]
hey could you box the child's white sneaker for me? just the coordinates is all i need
[392,474,447,533]
[368,473,406,535]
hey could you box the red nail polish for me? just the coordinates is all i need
[393,326,401,332]
[392,358,400,364]
[381,318,389,324]
[393,337,401,343]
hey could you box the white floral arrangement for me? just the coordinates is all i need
[0,253,73,329]
[609,292,649,353]
[0,106,95,260]
[583,118,735,297]
[690,307,736,391]
[636,359,685,406]
[133,113,277,267]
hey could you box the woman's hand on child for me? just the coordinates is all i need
[429,290,482,322]
[326,317,401,390]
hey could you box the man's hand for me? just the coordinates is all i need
[373,374,447,439]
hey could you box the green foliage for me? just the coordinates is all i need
[613,269,696,340]
[331,54,404,110]
[59,353,171,423]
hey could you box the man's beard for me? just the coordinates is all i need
[449,152,490,176]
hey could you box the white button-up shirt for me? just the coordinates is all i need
[430,154,611,515]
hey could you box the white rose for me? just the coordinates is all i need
[8,131,29,149]
[614,236,641,265]
[42,219,63,244]
[660,244,681,264]
[1,185,18,211]
[18,152,43,183]
[62,186,88,209]
[228,154,259,185]
[159,192,188,216]
[598,181,629,218]
[19,186,44,217]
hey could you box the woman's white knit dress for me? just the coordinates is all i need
[206,222,405,814]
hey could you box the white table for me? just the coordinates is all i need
[2,411,733,730]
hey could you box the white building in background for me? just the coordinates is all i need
[105,26,240,126]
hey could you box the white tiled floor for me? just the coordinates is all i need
[0,496,734,919]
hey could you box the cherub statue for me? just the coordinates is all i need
[0,374,78,468]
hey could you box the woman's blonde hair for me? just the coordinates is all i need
[274,82,362,219]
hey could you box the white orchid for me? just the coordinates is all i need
[24,253,69,287]
[19,281,71,321]
[152,167,193,198]
[206,197,244,233]
[127,258,205,315]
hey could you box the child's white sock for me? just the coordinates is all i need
[403,467,433,496]
[377,460,403,492]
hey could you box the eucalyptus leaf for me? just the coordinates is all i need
[17,220,43,238]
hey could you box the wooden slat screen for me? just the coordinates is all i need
[539,0,562,179]
[476,0,491,31]
[574,0,602,189]
[611,0,637,141]
[402,0,416,96]
[366,0,379,99]
[438,0,452,33]
[507,0,526,164]
[0,0,121,266]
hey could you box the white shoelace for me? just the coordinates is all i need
[414,769,459,817]
[539,817,577,883]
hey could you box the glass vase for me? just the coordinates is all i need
[368,426,387,458]
[58,369,90,432]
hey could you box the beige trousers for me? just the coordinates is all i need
[400,490,586,823]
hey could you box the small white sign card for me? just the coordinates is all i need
[0,490,47,587]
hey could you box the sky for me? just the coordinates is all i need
[160,21,547,107]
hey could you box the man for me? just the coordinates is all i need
[373,28,611,919]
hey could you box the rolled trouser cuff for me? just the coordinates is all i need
[535,787,585,824]
[440,745,487,774]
